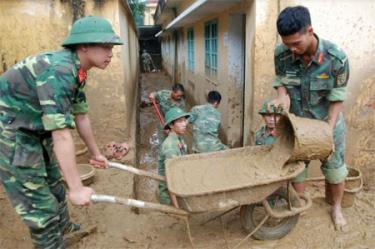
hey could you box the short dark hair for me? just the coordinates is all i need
[172,83,185,93]
[277,6,311,36]
[207,90,221,104]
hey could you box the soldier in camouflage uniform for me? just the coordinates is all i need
[271,6,349,230]
[141,49,154,73]
[255,101,282,146]
[149,83,186,148]
[158,107,189,207]
[0,16,122,248]
[188,91,228,153]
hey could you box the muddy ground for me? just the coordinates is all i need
[1,72,375,249]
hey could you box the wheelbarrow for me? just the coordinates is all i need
[89,113,333,247]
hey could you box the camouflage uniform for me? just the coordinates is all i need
[188,104,227,153]
[273,34,349,184]
[0,49,88,248]
[255,126,277,146]
[158,133,187,205]
[141,51,153,72]
[154,90,185,147]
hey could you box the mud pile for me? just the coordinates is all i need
[166,113,333,197]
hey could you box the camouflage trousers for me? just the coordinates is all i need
[0,127,71,249]
[143,60,152,72]
[157,158,171,205]
[157,125,167,153]
[292,116,348,184]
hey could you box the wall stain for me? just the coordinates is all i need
[61,0,86,22]
[1,53,7,73]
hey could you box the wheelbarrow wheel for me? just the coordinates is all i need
[240,186,299,240]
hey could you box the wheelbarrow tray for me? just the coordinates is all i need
[166,145,305,213]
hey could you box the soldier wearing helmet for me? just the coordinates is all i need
[158,107,190,207]
[0,16,123,248]
[255,100,283,146]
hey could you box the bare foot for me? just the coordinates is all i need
[331,206,348,231]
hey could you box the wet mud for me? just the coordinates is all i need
[166,113,331,197]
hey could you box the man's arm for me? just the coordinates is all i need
[269,86,290,112]
[75,113,108,168]
[52,128,93,206]
[327,101,343,130]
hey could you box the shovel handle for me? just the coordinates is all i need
[89,159,166,182]
[151,99,164,125]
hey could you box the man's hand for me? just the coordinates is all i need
[148,92,156,101]
[69,186,94,206]
[90,154,108,169]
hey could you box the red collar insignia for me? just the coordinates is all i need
[78,68,87,84]
[271,130,278,137]
[317,52,324,64]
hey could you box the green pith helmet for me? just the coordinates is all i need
[258,100,282,115]
[62,16,123,46]
[164,107,190,129]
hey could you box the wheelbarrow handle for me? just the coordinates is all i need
[91,194,188,216]
[89,160,166,182]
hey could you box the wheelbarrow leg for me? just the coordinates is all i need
[220,216,230,249]
[182,216,196,249]
[200,206,239,226]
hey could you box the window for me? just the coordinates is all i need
[204,20,218,77]
[187,28,195,72]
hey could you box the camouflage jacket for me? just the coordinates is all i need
[158,132,187,176]
[141,52,152,63]
[255,126,276,146]
[188,104,227,153]
[0,49,88,132]
[155,90,185,117]
[273,34,349,121]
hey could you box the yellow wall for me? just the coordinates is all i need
[0,0,139,149]
[243,0,279,144]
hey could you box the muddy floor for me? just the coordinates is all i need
[1,71,375,248]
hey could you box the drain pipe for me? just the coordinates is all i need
[172,7,178,84]
[173,30,178,84]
